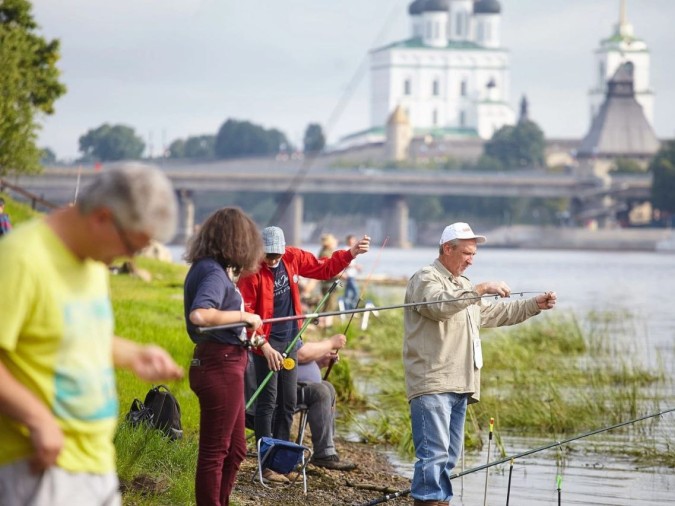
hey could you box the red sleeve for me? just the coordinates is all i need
[292,247,353,280]
[238,272,259,314]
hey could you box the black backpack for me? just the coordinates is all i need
[126,385,183,441]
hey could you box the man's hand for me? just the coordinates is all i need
[329,333,347,351]
[535,291,557,310]
[28,416,64,473]
[475,281,511,297]
[130,344,184,382]
[349,235,371,257]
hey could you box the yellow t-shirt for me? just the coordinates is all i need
[0,220,118,473]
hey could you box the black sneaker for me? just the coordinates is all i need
[311,454,357,471]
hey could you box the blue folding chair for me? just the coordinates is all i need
[256,436,313,493]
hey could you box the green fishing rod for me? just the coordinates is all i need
[358,406,675,505]
[197,291,545,334]
[244,277,341,410]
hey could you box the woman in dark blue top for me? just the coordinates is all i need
[184,207,282,506]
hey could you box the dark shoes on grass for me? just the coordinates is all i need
[310,454,357,471]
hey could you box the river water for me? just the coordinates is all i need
[351,247,675,505]
[170,245,675,504]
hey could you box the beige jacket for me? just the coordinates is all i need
[403,259,541,403]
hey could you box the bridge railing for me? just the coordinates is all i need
[0,178,60,211]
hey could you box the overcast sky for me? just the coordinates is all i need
[31,0,675,160]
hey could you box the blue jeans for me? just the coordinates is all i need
[410,392,468,502]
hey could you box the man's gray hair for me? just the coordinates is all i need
[77,163,177,243]
[438,239,459,255]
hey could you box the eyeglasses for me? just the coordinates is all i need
[111,214,146,256]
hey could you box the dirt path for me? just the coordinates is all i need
[231,439,414,506]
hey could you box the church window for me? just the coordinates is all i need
[477,23,484,42]
[432,109,438,125]
[485,23,492,42]
[460,111,466,127]
[598,61,605,86]
[460,79,467,97]
[433,80,439,96]
[433,22,439,39]
[456,13,463,37]
[404,79,411,95]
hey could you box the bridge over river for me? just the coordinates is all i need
[7,160,651,247]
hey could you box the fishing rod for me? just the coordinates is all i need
[197,291,545,333]
[358,406,675,505]
[323,236,389,381]
[245,277,341,410]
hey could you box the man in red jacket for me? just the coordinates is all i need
[239,226,369,483]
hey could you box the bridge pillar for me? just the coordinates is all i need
[174,189,195,245]
[383,195,411,248]
[277,193,304,247]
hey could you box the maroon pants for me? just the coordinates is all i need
[189,342,248,506]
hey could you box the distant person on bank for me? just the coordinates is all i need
[238,226,370,483]
[0,197,13,236]
[0,164,184,506]
[403,222,557,506]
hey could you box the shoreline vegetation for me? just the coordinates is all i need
[112,257,674,505]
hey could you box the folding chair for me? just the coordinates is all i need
[255,436,313,493]
[294,383,310,446]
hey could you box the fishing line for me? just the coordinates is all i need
[198,291,546,333]
[324,236,389,381]
[357,406,675,505]
[267,0,406,226]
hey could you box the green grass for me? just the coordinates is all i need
[346,308,671,464]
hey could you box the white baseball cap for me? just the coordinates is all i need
[439,222,486,244]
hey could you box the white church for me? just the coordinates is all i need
[371,0,514,141]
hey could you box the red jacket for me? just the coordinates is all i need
[238,246,353,354]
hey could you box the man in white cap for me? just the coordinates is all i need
[403,222,556,506]
[239,226,370,483]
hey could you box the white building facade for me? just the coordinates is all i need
[589,0,654,127]
[370,0,515,141]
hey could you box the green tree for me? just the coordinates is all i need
[650,140,675,217]
[303,123,325,154]
[611,157,644,174]
[184,135,215,159]
[484,119,546,169]
[214,119,289,159]
[168,139,186,159]
[40,147,56,165]
[0,0,66,174]
[78,124,145,162]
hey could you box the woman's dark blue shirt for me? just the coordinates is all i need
[184,257,245,345]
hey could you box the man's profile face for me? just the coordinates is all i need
[442,239,477,277]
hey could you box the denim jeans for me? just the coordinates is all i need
[253,338,298,442]
[189,342,248,506]
[298,380,336,458]
[409,392,468,502]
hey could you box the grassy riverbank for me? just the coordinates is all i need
[110,260,672,504]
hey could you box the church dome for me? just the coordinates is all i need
[423,0,450,13]
[408,0,426,16]
[474,0,501,14]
